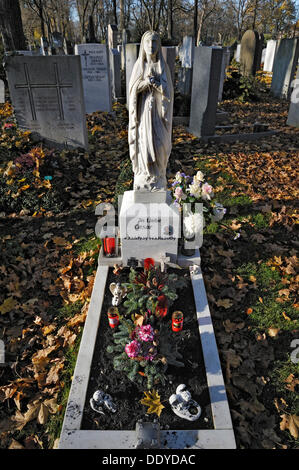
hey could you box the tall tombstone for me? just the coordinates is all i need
[0,79,4,103]
[52,32,65,55]
[287,68,299,127]
[41,37,49,56]
[63,38,74,55]
[271,38,299,99]
[87,15,96,43]
[240,30,261,76]
[5,56,88,149]
[234,44,241,62]
[263,40,277,72]
[162,46,176,84]
[108,24,118,50]
[110,48,121,99]
[189,46,223,137]
[178,36,194,95]
[75,43,112,113]
[125,43,140,104]
[218,47,231,102]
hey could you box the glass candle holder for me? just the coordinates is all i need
[103,237,116,256]
[107,307,119,329]
[172,311,183,332]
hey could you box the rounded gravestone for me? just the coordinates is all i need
[240,30,260,76]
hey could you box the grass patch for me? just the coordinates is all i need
[270,359,299,415]
[237,262,299,331]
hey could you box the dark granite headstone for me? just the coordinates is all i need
[189,46,223,137]
[271,38,299,99]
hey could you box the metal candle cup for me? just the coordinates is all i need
[172,311,183,332]
[107,307,119,329]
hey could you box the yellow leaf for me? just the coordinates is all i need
[282,311,291,321]
[53,236,67,246]
[0,297,17,315]
[140,390,165,417]
[249,275,256,282]
[216,298,233,309]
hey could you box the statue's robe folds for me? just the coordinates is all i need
[128,55,173,190]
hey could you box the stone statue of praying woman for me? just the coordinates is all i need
[128,31,174,191]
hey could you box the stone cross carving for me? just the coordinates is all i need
[80,50,90,67]
[128,31,174,191]
[159,253,170,272]
[14,62,72,121]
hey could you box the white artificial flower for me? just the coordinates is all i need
[175,171,183,183]
[188,181,201,199]
[183,212,203,239]
[194,170,205,183]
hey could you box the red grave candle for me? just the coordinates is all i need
[108,307,119,329]
[172,311,183,332]
[103,237,116,256]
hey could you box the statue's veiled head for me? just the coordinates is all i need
[140,31,161,61]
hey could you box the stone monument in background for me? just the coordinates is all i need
[240,30,262,76]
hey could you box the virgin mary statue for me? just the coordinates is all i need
[128,31,174,191]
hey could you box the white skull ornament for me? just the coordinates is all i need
[109,282,127,306]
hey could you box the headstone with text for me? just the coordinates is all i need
[75,43,112,113]
[263,40,277,72]
[120,191,180,264]
[271,38,299,99]
[5,56,88,149]
[189,46,223,137]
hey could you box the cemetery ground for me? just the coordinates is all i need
[0,94,298,450]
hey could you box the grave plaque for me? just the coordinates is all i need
[263,40,277,72]
[5,56,88,149]
[271,38,299,99]
[75,43,112,113]
[0,80,4,103]
[120,191,180,264]
[189,46,223,137]
[287,68,299,127]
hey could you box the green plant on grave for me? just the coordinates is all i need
[106,318,184,389]
[121,265,187,318]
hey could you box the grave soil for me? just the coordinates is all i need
[81,267,213,431]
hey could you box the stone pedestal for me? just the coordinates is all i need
[119,190,180,264]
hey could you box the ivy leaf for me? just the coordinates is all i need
[140,389,165,417]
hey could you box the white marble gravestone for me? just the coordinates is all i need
[0,80,4,103]
[234,44,241,62]
[75,43,112,113]
[125,43,140,104]
[162,46,176,84]
[263,40,277,72]
[107,24,118,50]
[180,36,194,68]
[119,191,180,264]
[5,55,88,149]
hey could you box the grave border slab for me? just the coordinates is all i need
[59,262,236,449]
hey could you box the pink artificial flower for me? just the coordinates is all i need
[4,123,14,129]
[174,186,187,201]
[137,324,155,342]
[201,182,214,201]
[125,340,141,358]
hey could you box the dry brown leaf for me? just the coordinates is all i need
[280,414,299,439]
[216,298,233,309]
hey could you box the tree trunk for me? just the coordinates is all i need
[0,0,27,51]
[194,0,198,42]
[119,0,125,31]
[167,0,173,39]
